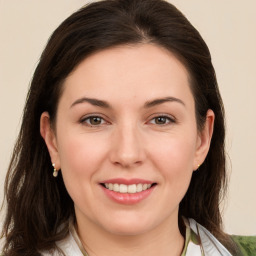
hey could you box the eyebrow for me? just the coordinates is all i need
[70,97,111,109]
[70,96,185,109]
[144,97,185,108]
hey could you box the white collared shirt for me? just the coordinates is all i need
[41,218,232,256]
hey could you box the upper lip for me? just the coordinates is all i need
[100,178,155,185]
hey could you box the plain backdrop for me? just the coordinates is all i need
[0,0,255,236]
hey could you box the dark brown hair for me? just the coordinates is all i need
[1,0,237,255]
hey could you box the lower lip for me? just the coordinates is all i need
[101,185,155,205]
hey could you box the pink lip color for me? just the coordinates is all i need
[101,178,154,185]
[102,188,154,205]
[100,179,156,205]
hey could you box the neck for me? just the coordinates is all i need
[75,215,184,256]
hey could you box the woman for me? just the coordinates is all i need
[1,0,255,255]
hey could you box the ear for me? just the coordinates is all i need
[193,109,215,170]
[40,112,60,170]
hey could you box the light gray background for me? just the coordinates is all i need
[0,0,255,235]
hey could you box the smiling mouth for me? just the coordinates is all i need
[101,183,157,194]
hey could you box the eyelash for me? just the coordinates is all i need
[147,115,176,126]
[80,115,108,127]
[80,114,176,127]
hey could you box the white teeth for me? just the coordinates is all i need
[136,183,143,192]
[128,184,137,193]
[143,184,148,190]
[104,183,153,194]
[113,183,119,192]
[119,184,127,193]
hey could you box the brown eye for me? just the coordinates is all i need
[89,117,102,125]
[82,116,105,126]
[149,115,175,125]
[155,117,168,124]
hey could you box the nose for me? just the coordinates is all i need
[109,123,146,168]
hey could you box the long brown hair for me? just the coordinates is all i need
[1,0,237,255]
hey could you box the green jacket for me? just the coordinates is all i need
[182,218,256,256]
[232,235,256,256]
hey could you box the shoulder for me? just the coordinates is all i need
[231,235,256,256]
[186,218,233,255]
[40,231,83,256]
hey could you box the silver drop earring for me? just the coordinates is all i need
[52,163,58,177]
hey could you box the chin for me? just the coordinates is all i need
[108,225,151,236]
[101,216,157,236]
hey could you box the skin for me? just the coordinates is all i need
[41,43,214,256]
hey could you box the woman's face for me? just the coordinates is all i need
[41,44,213,236]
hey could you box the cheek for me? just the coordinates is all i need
[145,133,196,217]
[56,132,110,208]
[56,131,108,181]
[148,133,196,187]
[151,133,196,165]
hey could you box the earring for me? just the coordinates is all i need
[197,164,200,170]
[52,163,58,177]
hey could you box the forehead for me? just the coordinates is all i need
[61,43,193,107]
